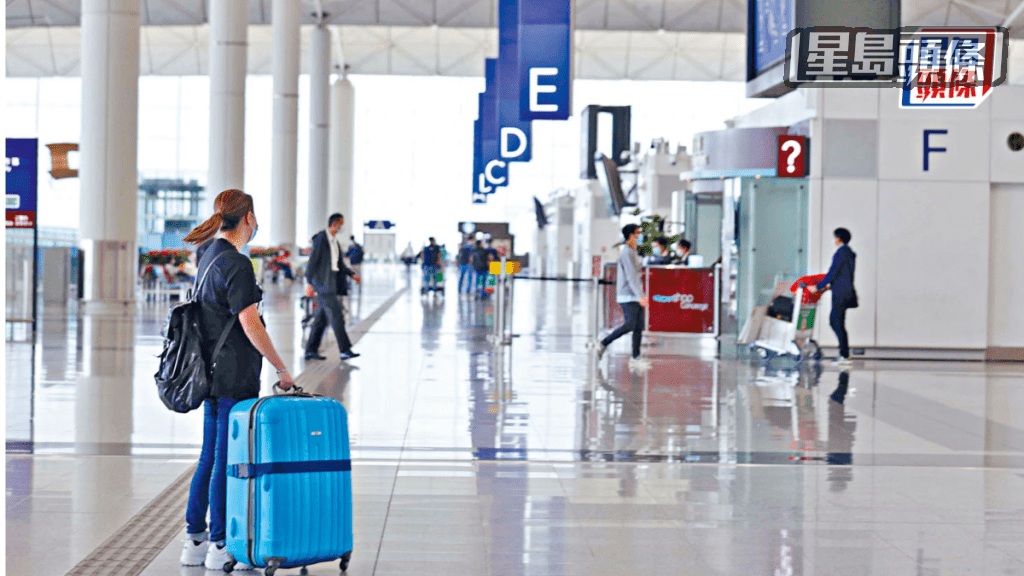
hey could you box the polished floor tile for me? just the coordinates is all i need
[8,264,1024,576]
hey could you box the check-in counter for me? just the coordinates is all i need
[603,263,719,335]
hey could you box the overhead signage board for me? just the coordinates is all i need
[518,0,573,121]
[6,138,38,229]
[753,0,795,74]
[472,118,486,202]
[498,0,532,162]
[747,0,901,97]
[478,59,508,194]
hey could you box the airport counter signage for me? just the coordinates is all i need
[647,267,717,334]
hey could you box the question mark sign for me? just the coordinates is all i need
[781,140,801,174]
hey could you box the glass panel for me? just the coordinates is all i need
[736,177,809,325]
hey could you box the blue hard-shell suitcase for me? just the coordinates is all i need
[225,392,353,575]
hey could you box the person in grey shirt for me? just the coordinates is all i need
[596,224,650,369]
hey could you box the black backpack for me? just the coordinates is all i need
[154,252,237,413]
[767,295,794,322]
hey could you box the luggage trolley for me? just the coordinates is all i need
[751,276,824,363]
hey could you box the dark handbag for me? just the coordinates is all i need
[154,252,237,413]
[848,289,859,309]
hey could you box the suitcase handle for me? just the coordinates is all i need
[272,383,320,398]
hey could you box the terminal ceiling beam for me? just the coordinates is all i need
[10,0,1024,35]
[4,25,750,80]
[6,0,745,31]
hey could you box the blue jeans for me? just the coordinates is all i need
[458,265,473,293]
[602,302,644,359]
[476,271,489,296]
[186,397,238,543]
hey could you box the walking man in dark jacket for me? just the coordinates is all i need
[305,213,361,361]
[809,227,857,366]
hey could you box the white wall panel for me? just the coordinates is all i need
[877,181,990,348]
[990,118,1024,183]
[990,86,1024,120]
[815,179,879,348]
[878,120,990,182]
[988,184,1024,348]
[821,87,879,119]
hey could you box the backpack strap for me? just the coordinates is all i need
[191,251,230,302]
[194,250,240,369]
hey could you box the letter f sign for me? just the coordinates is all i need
[923,129,947,172]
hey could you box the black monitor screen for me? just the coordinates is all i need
[595,153,625,217]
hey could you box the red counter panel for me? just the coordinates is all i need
[646,267,716,334]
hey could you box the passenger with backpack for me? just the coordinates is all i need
[177,189,295,571]
[457,236,474,295]
[471,240,491,298]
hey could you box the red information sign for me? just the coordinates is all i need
[777,135,806,178]
[591,256,602,278]
[5,211,35,229]
[646,267,716,334]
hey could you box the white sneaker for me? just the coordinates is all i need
[594,340,607,360]
[205,543,254,571]
[180,538,208,566]
[832,356,853,366]
[628,357,652,371]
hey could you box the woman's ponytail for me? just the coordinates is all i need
[184,212,224,246]
[183,189,255,247]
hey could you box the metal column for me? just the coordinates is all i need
[269,0,300,249]
[78,0,140,311]
[307,21,331,241]
[207,0,247,212]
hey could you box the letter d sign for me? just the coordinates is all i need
[500,128,527,159]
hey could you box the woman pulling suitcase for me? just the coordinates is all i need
[179,189,296,571]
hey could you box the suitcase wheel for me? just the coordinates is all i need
[300,567,309,575]
[340,551,352,572]
[224,560,236,573]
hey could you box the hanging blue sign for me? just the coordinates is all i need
[518,0,573,121]
[472,118,482,198]
[478,59,508,192]
[6,138,38,229]
[497,0,531,161]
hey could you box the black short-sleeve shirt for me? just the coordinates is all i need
[195,239,263,401]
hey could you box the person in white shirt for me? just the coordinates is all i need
[304,213,361,361]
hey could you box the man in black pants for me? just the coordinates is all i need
[595,224,650,370]
[305,213,361,361]
[809,227,858,366]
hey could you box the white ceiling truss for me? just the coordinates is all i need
[6,0,749,32]
[5,0,1024,81]
[8,0,1024,33]
[5,24,753,81]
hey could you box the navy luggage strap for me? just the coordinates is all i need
[230,459,351,479]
